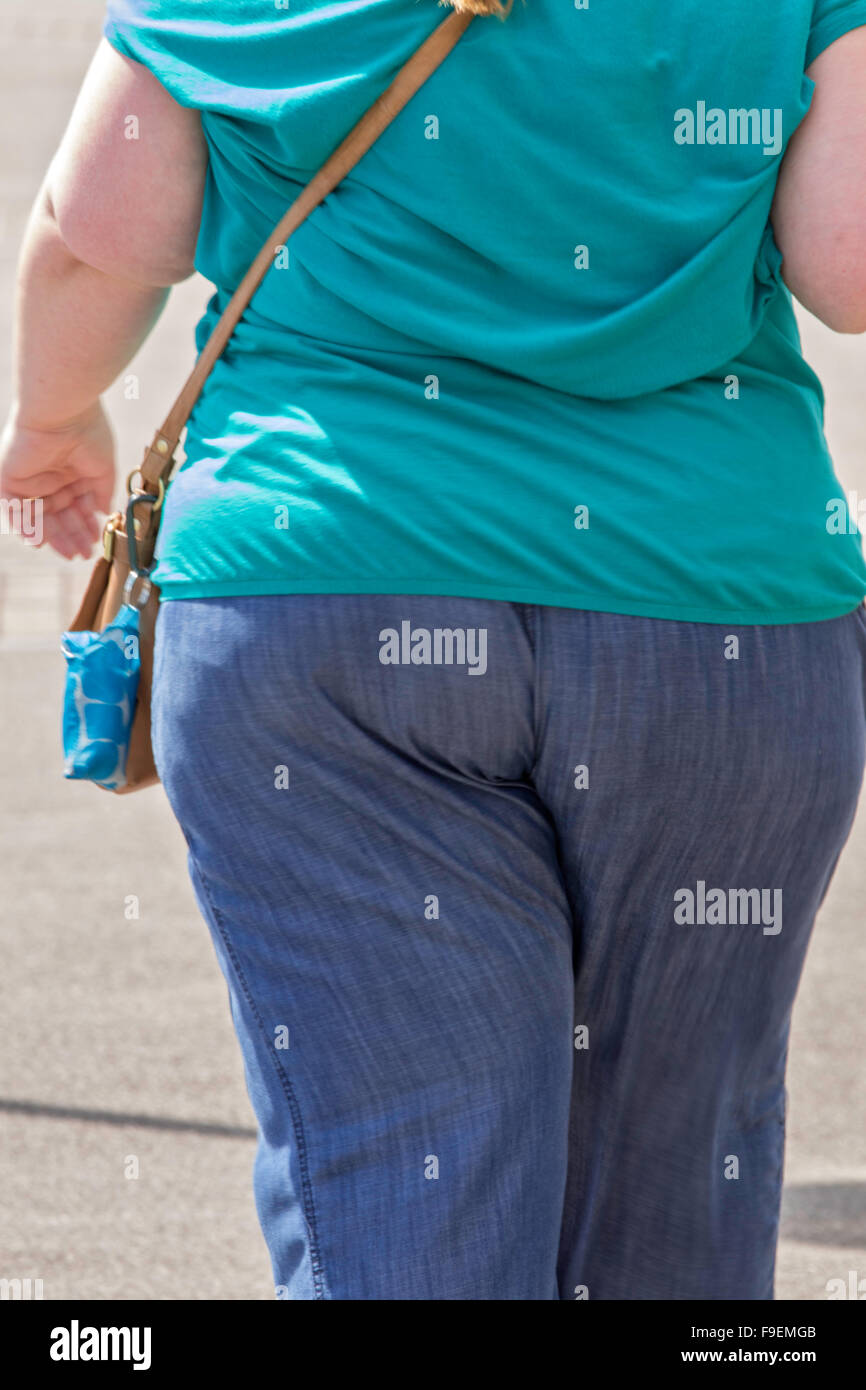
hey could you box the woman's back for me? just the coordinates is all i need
[6,0,866,1305]
[103,0,866,623]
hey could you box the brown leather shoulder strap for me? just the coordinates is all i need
[139,9,474,489]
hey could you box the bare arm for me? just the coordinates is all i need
[0,38,207,557]
[772,26,866,334]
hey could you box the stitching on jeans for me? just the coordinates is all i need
[192,856,329,1300]
[523,603,544,782]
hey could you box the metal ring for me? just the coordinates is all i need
[122,572,152,610]
[125,471,165,512]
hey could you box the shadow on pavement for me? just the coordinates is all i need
[781,1182,866,1248]
[0,1096,256,1141]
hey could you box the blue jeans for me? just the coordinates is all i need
[152,595,866,1300]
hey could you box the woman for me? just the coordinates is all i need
[2,0,866,1300]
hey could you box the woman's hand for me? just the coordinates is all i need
[0,401,115,559]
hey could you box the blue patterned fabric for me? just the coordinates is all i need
[61,604,142,790]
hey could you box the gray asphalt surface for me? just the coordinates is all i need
[0,1,864,1301]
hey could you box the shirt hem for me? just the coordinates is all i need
[152,577,866,626]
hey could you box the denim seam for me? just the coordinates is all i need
[523,602,544,782]
[192,856,329,1300]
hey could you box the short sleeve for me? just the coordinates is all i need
[102,0,159,60]
[806,0,866,67]
[100,1,239,114]
[102,1,133,59]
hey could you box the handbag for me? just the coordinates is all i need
[62,8,474,794]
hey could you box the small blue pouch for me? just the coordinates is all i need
[61,603,142,790]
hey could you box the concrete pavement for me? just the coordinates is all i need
[0,0,864,1301]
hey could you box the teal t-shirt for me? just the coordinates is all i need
[104,0,866,623]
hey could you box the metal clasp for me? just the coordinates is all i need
[123,487,162,610]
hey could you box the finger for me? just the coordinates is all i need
[7,474,99,513]
[91,475,116,513]
[40,479,103,515]
[68,494,101,543]
[66,513,97,558]
[3,469,81,499]
[42,509,96,560]
[41,513,80,561]
[51,512,93,560]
